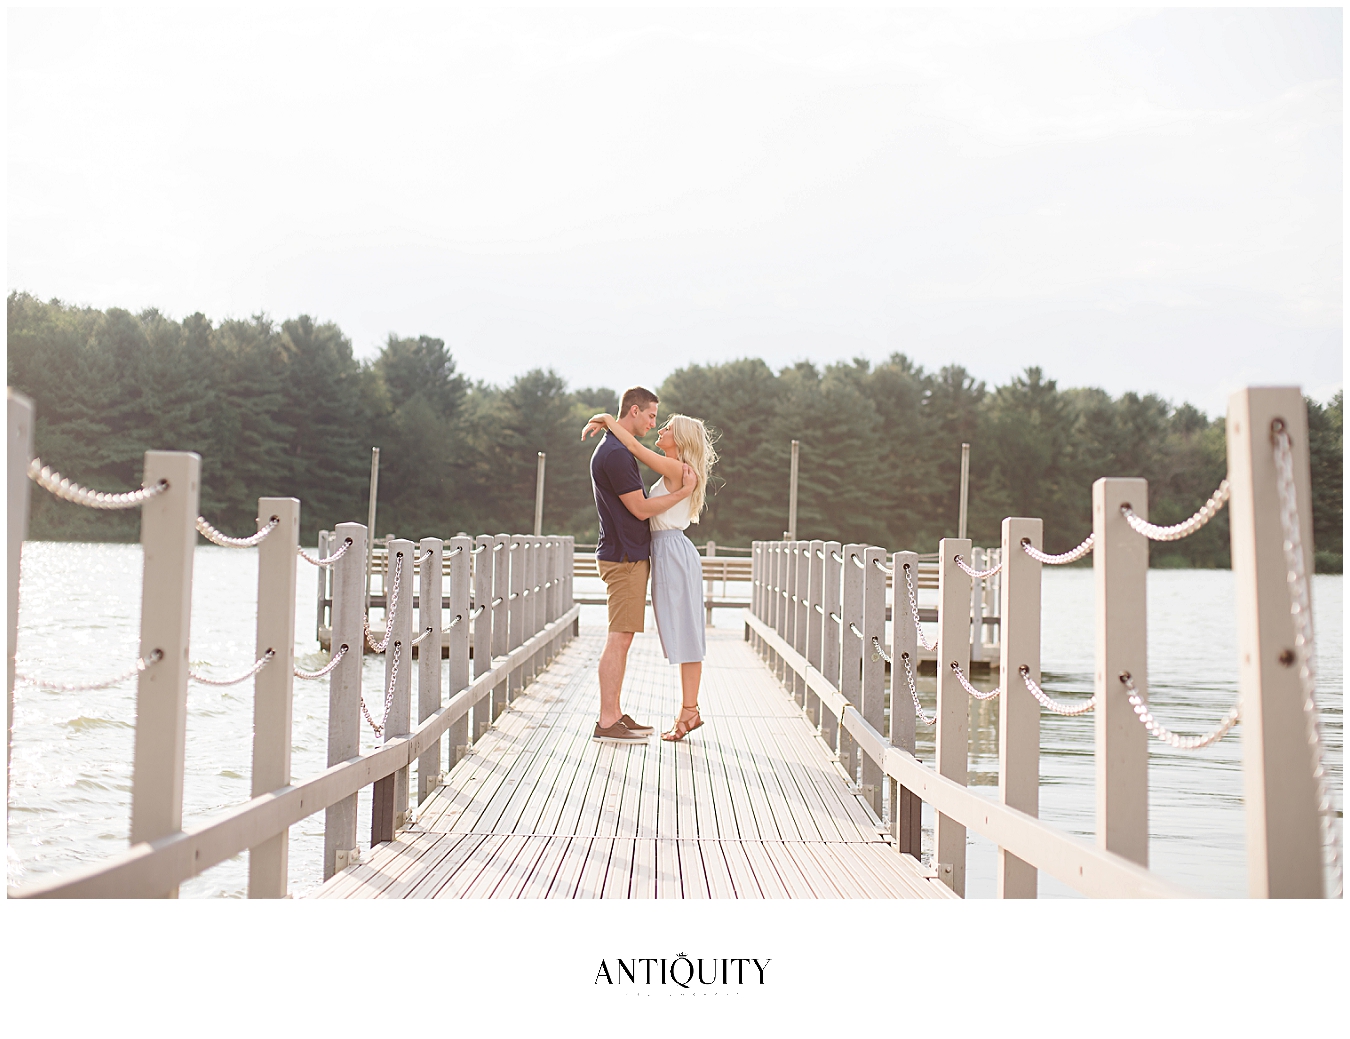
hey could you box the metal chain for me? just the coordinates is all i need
[28,458,169,510]
[954,554,1001,579]
[361,641,401,737]
[1018,666,1096,716]
[848,621,865,640]
[299,537,353,567]
[411,626,434,647]
[870,636,890,663]
[950,661,1002,700]
[16,649,162,691]
[363,552,404,653]
[468,604,487,621]
[195,515,279,548]
[1119,672,1240,750]
[1021,534,1094,565]
[900,653,936,726]
[189,649,276,686]
[872,557,893,575]
[901,565,937,651]
[294,644,348,680]
[1271,421,1342,896]
[1121,479,1230,542]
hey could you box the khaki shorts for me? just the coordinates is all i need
[597,559,649,633]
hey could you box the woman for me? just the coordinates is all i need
[582,411,718,741]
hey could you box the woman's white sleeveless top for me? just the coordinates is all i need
[648,476,693,531]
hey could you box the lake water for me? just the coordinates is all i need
[7,543,1342,898]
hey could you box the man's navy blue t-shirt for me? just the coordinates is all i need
[591,432,650,562]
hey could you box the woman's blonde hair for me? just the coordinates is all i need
[665,414,718,522]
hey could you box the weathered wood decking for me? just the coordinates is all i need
[315,624,955,899]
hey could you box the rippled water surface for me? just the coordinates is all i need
[8,545,1342,898]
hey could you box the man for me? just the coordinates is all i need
[588,386,695,743]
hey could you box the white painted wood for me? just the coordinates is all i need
[325,521,366,880]
[1227,388,1324,897]
[935,537,971,895]
[820,541,843,756]
[129,451,201,898]
[891,550,920,855]
[472,535,494,744]
[447,536,472,770]
[1093,478,1149,866]
[493,534,511,714]
[248,497,300,898]
[805,540,825,728]
[384,538,416,829]
[508,536,526,700]
[7,390,33,809]
[417,537,444,805]
[773,541,787,680]
[860,546,887,814]
[969,547,986,664]
[364,448,379,616]
[839,544,866,784]
[315,529,330,641]
[521,537,537,684]
[792,543,808,704]
[998,517,1041,898]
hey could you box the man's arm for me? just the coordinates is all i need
[618,464,696,520]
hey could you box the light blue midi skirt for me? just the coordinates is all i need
[649,529,706,664]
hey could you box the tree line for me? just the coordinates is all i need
[7,292,1342,571]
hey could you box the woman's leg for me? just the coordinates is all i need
[679,662,702,710]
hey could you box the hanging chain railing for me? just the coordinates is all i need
[1271,420,1342,897]
[15,649,163,692]
[28,458,169,509]
[1118,672,1239,750]
[949,661,1002,700]
[1120,480,1230,542]
[299,537,353,567]
[363,551,404,653]
[195,515,279,548]
[294,644,348,680]
[361,641,402,738]
[1018,666,1096,716]
[189,650,276,686]
[901,564,937,651]
[1021,534,1094,565]
[953,554,1001,579]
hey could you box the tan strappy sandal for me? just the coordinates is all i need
[662,704,703,742]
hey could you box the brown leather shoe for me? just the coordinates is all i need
[619,714,654,734]
[593,720,650,744]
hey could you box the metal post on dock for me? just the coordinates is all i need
[1094,477,1150,867]
[1227,387,1326,897]
[860,545,887,816]
[417,537,444,805]
[7,390,34,808]
[935,536,972,895]
[446,535,473,769]
[891,550,920,858]
[998,517,1042,898]
[248,496,300,898]
[533,452,546,537]
[958,442,970,540]
[364,448,379,618]
[787,439,800,542]
[130,450,201,898]
[325,521,366,880]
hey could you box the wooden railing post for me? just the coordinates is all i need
[417,537,444,805]
[860,545,887,815]
[508,535,526,700]
[473,535,496,743]
[247,496,300,898]
[565,536,576,638]
[820,541,843,757]
[891,550,921,857]
[7,390,33,809]
[805,539,825,729]
[1227,388,1325,897]
[129,450,201,898]
[492,534,511,715]
[791,542,808,705]
[839,543,866,786]
[1093,478,1149,866]
[315,530,330,644]
[773,541,788,682]
[520,537,535,685]
[935,536,972,895]
[969,547,986,664]
[749,542,760,648]
[998,518,1042,898]
[325,521,366,880]
[447,536,473,770]
[373,537,415,843]
[542,537,556,662]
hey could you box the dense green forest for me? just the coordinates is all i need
[7,292,1343,571]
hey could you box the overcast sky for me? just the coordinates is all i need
[7,7,1342,415]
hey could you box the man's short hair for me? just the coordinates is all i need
[619,386,659,418]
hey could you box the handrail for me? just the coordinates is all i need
[743,610,1189,898]
[10,604,580,899]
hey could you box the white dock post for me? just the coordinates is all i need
[248,496,300,898]
[508,535,526,700]
[417,536,444,805]
[1094,478,1150,866]
[998,517,1042,898]
[526,536,541,680]
[860,545,887,815]
[129,450,201,897]
[446,535,473,769]
[705,540,716,627]
[891,550,921,857]
[315,530,330,644]
[473,535,496,743]
[542,537,557,662]
[968,547,986,664]
[750,543,763,651]
[325,521,366,880]
[373,537,415,841]
[805,539,825,729]
[533,452,546,536]
[564,536,576,638]
[820,541,843,757]
[1227,388,1326,897]
[493,534,511,715]
[839,543,866,786]
[7,390,34,808]
[787,439,800,541]
[773,541,789,682]
[792,542,809,705]
[935,536,972,895]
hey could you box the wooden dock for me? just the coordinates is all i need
[314,626,955,899]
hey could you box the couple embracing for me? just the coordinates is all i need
[583,386,718,745]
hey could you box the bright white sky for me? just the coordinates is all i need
[7,7,1343,415]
